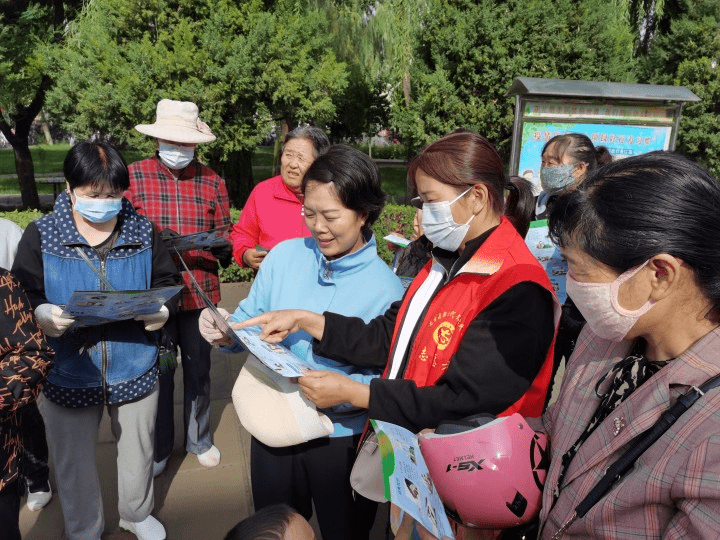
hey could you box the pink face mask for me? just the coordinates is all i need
[566,261,654,341]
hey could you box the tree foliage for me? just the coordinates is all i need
[387,0,637,159]
[0,0,80,209]
[47,0,348,205]
[638,0,720,177]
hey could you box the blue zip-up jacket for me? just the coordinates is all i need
[229,234,404,437]
[12,191,181,406]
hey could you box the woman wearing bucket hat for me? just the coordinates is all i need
[126,99,232,476]
[229,125,330,270]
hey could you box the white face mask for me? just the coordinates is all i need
[566,261,654,341]
[158,142,195,169]
[421,187,475,252]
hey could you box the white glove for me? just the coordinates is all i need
[135,305,169,331]
[199,307,231,344]
[35,303,75,337]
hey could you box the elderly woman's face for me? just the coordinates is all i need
[564,245,653,312]
[303,180,366,261]
[281,138,316,189]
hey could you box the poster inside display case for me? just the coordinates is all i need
[506,78,700,194]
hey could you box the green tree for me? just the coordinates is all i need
[386,0,637,159]
[47,0,348,206]
[639,0,720,176]
[0,0,80,209]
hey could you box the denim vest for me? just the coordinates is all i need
[37,192,158,405]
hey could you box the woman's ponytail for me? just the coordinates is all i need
[504,176,535,238]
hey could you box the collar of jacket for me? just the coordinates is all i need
[53,190,144,248]
[312,231,378,283]
[556,327,720,489]
[152,153,198,180]
[269,175,303,203]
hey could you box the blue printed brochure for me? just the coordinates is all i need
[371,419,455,539]
[61,285,183,326]
[232,327,310,378]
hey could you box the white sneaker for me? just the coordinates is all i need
[153,456,169,478]
[196,445,220,467]
[26,484,52,511]
[119,515,166,540]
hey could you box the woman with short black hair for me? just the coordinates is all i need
[201,145,404,540]
[12,141,180,540]
[537,151,720,538]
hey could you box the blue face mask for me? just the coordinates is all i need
[540,163,577,193]
[72,192,123,223]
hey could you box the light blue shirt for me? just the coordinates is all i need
[229,233,404,437]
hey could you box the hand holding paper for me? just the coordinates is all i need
[299,370,370,409]
[36,303,75,337]
[199,307,232,345]
[134,305,169,331]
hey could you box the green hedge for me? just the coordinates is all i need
[0,205,417,282]
[373,203,417,266]
[0,210,44,229]
[355,143,408,160]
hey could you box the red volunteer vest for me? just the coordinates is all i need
[387,217,560,418]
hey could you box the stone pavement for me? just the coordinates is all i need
[19,282,390,540]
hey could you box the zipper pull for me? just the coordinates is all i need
[323,262,332,280]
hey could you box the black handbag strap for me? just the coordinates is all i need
[552,372,720,539]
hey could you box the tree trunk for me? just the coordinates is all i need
[272,119,292,177]
[403,72,411,107]
[41,110,54,145]
[14,142,41,210]
[223,149,255,208]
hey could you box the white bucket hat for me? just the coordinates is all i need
[135,99,216,144]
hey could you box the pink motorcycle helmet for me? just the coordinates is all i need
[418,413,549,529]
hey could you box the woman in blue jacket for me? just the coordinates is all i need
[200,145,404,540]
[12,141,180,540]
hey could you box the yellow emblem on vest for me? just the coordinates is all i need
[432,321,455,350]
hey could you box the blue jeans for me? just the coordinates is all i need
[154,309,213,461]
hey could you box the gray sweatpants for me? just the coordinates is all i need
[43,384,159,540]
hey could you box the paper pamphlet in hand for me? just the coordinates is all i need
[162,225,230,252]
[370,419,455,540]
[173,248,308,376]
[61,285,183,326]
[524,219,567,303]
[232,327,310,377]
[384,234,411,248]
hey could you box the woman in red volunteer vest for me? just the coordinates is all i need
[236,131,559,433]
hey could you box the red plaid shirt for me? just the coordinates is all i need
[126,155,231,311]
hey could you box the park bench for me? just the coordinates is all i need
[35,175,65,197]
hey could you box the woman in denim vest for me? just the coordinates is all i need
[12,141,180,540]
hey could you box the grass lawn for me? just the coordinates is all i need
[0,144,145,176]
[0,143,408,201]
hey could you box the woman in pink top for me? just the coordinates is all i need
[231,126,330,270]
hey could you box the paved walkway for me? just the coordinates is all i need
[19,282,390,539]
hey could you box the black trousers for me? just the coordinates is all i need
[155,309,214,461]
[18,401,50,491]
[0,480,21,540]
[251,434,377,540]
